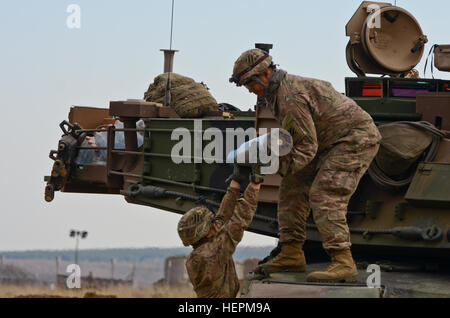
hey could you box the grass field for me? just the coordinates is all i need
[0,285,196,298]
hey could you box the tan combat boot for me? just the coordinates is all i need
[306,249,358,283]
[258,242,307,274]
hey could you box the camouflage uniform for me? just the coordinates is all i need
[186,185,259,298]
[271,73,381,251]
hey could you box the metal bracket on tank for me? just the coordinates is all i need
[394,202,409,221]
[361,225,443,242]
[365,201,382,219]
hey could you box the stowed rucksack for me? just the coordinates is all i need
[144,73,219,118]
[369,121,446,190]
[376,122,433,177]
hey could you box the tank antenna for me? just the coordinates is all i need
[164,0,175,107]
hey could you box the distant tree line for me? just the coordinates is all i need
[0,246,273,262]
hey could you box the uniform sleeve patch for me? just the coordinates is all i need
[282,112,303,144]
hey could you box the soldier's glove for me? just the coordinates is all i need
[226,163,252,185]
[249,163,264,185]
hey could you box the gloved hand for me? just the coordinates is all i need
[226,164,252,185]
[226,163,265,185]
[249,163,264,185]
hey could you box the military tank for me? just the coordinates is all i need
[44,1,450,297]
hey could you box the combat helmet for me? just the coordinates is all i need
[229,49,273,86]
[177,206,215,246]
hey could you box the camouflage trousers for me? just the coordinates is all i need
[278,128,380,251]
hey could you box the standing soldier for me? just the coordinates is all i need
[229,48,381,283]
[177,166,262,297]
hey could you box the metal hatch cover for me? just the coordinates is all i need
[241,271,382,298]
[241,262,450,298]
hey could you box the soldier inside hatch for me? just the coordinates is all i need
[177,165,262,298]
[229,48,381,283]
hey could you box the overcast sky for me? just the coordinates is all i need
[1,0,449,251]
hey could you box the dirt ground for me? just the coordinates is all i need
[0,285,196,298]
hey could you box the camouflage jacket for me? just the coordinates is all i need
[269,73,381,175]
[186,185,259,298]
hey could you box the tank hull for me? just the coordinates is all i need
[45,90,450,262]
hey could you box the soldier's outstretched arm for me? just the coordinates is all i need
[280,94,318,175]
[222,183,260,253]
[213,181,240,229]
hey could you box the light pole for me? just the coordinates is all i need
[70,230,88,265]
[111,258,115,281]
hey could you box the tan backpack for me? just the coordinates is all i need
[424,44,450,77]
[434,45,450,72]
[144,73,219,118]
[376,123,433,177]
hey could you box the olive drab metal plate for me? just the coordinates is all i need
[240,271,383,298]
[416,93,450,131]
[405,163,450,208]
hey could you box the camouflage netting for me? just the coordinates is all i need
[144,73,219,118]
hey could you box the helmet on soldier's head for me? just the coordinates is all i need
[229,49,273,87]
[177,206,215,246]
